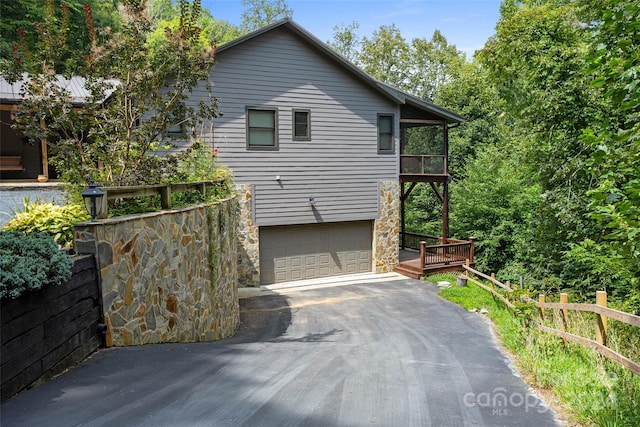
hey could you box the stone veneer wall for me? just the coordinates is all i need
[236,183,260,287]
[373,181,400,273]
[74,197,239,347]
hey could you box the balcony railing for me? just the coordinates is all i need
[400,155,446,175]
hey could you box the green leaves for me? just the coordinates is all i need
[2,198,90,248]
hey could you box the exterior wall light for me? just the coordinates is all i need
[308,196,316,206]
[82,179,104,221]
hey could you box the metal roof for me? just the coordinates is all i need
[0,74,114,105]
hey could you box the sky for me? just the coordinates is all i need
[199,0,503,57]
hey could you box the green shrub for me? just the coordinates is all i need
[108,140,235,217]
[2,198,90,248]
[173,140,235,200]
[0,231,73,299]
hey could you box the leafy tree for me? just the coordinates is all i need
[240,0,292,32]
[359,24,411,89]
[435,61,506,179]
[575,0,640,300]
[328,21,361,64]
[477,0,606,279]
[409,30,465,101]
[149,0,177,22]
[450,143,542,275]
[149,1,241,48]
[6,0,219,190]
[0,0,121,69]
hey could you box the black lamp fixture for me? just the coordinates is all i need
[82,179,104,221]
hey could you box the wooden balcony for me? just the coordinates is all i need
[400,155,448,183]
[394,232,475,279]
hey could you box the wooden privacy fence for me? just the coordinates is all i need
[97,179,223,219]
[461,261,640,376]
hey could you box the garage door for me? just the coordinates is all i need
[259,221,373,284]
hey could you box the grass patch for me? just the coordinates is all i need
[428,273,640,426]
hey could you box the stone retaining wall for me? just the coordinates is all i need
[74,197,239,347]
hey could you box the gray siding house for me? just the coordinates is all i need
[191,19,464,286]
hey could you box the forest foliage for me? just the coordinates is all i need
[329,0,639,307]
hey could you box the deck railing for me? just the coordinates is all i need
[400,232,475,269]
[401,232,441,249]
[400,155,446,175]
[420,239,474,268]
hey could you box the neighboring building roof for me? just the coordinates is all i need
[217,18,465,124]
[0,74,91,105]
[0,74,117,106]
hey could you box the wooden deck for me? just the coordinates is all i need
[394,234,475,280]
[395,249,470,279]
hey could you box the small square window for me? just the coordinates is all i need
[378,114,394,153]
[247,107,278,150]
[292,109,310,140]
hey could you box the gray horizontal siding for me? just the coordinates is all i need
[198,27,398,226]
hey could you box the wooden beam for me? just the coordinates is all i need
[39,117,49,182]
[538,324,640,376]
[429,182,443,203]
[443,180,449,239]
[400,174,449,184]
[0,104,21,111]
[400,119,446,125]
[535,302,640,328]
[400,182,417,201]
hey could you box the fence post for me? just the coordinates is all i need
[560,293,568,346]
[419,241,426,270]
[469,237,475,263]
[538,294,545,321]
[596,291,607,346]
[465,259,470,279]
[197,182,206,195]
[491,273,496,292]
[160,185,171,209]
[98,189,109,219]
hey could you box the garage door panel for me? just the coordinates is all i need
[259,221,372,284]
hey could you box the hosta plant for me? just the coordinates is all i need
[3,198,90,248]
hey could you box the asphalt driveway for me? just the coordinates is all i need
[1,273,560,427]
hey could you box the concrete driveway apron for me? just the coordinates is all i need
[1,273,560,427]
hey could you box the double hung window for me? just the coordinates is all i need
[247,107,278,149]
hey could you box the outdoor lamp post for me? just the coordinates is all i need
[82,179,104,221]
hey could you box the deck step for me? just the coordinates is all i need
[393,265,423,280]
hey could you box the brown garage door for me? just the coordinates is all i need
[259,221,373,284]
